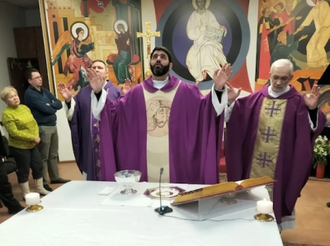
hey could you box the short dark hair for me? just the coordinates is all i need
[150,46,172,62]
[76,27,84,36]
[24,68,39,80]
[92,59,107,68]
[117,24,125,30]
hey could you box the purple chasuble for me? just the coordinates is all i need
[99,75,224,184]
[225,85,326,223]
[70,82,121,180]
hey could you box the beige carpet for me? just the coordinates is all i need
[283,244,328,246]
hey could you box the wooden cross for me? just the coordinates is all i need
[137,22,161,60]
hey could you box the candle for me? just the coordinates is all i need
[256,198,273,214]
[25,192,40,206]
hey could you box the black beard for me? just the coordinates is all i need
[150,63,170,77]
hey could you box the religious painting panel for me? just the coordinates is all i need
[40,0,143,100]
[319,85,330,126]
[255,0,330,93]
[150,0,252,93]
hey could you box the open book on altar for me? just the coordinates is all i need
[171,176,275,206]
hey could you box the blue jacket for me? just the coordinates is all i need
[24,86,63,126]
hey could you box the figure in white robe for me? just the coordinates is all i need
[186,0,227,85]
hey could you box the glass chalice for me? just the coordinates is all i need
[114,170,141,195]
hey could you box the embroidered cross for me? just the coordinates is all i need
[256,152,273,167]
[260,127,277,143]
[265,101,281,117]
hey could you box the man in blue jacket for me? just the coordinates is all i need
[24,68,70,191]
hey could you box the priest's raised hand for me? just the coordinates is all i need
[87,68,104,93]
[213,63,232,90]
[62,60,122,182]
[57,82,73,102]
[303,84,321,110]
[226,82,241,105]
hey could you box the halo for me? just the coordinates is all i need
[306,0,316,7]
[114,20,128,34]
[70,22,89,41]
[192,0,210,10]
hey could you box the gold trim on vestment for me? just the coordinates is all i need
[250,98,287,198]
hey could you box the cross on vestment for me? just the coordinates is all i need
[260,126,277,143]
[265,101,282,117]
[256,152,273,168]
[137,22,161,77]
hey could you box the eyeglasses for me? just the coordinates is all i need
[271,75,290,82]
[31,76,42,80]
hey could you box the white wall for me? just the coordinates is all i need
[0,2,27,113]
[56,104,74,161]
[246,0,259,95]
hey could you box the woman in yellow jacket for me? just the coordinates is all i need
[0,86,49,197]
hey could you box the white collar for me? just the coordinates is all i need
[152,76,169,89]
[268,85,290,98]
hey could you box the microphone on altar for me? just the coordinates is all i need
[154,167,173,215]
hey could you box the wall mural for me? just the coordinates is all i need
[255,0,330,92]
[40,0,329,101]
[42,0,143,99]
[152,0,252,92]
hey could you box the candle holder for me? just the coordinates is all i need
[24,192,43,213]
[26,204,43,213]
[255,199,274,222]
[254,213,274,222]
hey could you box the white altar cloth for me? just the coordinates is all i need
[0,181,283,246]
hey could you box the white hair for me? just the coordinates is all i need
[270,59,293,75]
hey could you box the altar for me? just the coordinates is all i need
[0,181,283,246]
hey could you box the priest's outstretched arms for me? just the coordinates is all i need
[91,64,231,120]
[87,46,230,183]
[225,59,327,227]
[57,60,122,181]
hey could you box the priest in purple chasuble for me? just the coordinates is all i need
[225,59,326,227]
[90,46,231,184]
[58,60,122,180]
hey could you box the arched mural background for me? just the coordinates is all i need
[154,0,252,92]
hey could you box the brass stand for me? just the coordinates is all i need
[144,60,152,78]
[254,213,274,222]
[25,205,43,213]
